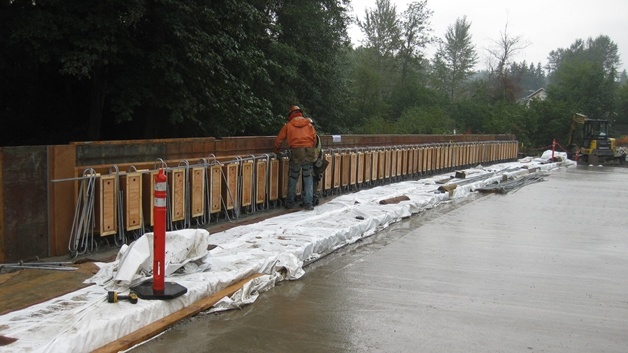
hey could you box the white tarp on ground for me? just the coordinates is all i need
[0,154,574,353]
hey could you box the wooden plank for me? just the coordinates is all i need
[91,274,263,353]
[170,168,185,222]
[341,153,349,187]
[357,152,364,184]
[256,160,267,204]
[280,157,289,198]
[142,171,157,226]
[190,167,205,218]
[323,154,333,191]
[333,154,341,188]
[350,152,357,186]
[269,159,279,201]
[241,160,253,207]
[385,150,391,178]
[210,165,222,214]
[122,172,142,231]
[378,151,385,180]
[363,151,371,183]
[97,175,117,236]
[222,163,238,210]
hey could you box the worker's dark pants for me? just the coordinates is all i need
[287,161,313,207]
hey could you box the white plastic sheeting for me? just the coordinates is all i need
[0,155,573,353]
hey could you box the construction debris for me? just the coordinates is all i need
[379,196,410,205]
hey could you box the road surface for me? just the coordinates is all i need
[132,165,628,353]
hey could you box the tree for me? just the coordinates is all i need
[397,0,434,82]
[262,0,352,135]
[431,16,478,100]
[486,21,529,102]
[546,35,620,120]
[352,0,434,127]
[507,61,546,98]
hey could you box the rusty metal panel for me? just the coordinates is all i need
[241,160,253,207]
[122,172,142,231]
[222,163,238,210]
[170,168,186,222]
[357,152,364,184]
[190,167,205,218]
[96,175,117,236]
[210,165,222,213]
[256,159,267,204]
[269,158,279,201]
[324,153,333,191]
[349,153,357,186]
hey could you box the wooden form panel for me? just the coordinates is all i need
[241,160,253,207]
[391,149,397,177]
[256,159,267,204]
[372,151,379,181]
[121,172,142,231]
[349,153,357,186]
[269,158,279,201]
[279,157,290,198]
[324,154,333,191]
[333,154,341,189]
[401,149,408,176]
[377,151,385,180]
[190,167,205,218]
[364,151,372,183]
[411,148,418,174]
[357,152,364,184]
[426,147,432,172]
[222,163,238,210]
[210,165,222,213]
[385,150,391,178]
[142,171,157,226]
[341,153,349,187]
[170,168,185,222]
[96,175,117,236]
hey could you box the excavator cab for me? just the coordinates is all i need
[582,119,612,157]
[568,113,623,164]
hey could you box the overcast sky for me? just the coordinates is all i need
[348,0,628,72]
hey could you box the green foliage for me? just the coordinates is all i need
[0,0,626,154]
[431,16,477,100]
[546,35,619,119]
[396,106,453,134]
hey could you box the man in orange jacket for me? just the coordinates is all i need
[273,105,318,210]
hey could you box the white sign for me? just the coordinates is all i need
[332,135,341,143]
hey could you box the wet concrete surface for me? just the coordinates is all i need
[132,166,628,353]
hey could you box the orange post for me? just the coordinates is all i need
[152,169,167,292]
[551,139,556,162]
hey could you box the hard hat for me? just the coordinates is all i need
[287,105,302,116]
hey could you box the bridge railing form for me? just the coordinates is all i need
[59,140,518,257]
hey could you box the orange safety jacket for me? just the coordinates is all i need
[273,115,317,152]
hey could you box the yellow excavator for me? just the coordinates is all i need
[567,113,626,165]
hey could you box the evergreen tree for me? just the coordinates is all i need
[431,16,478,100]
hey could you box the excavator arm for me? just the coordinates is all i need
[567,113,587,147]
